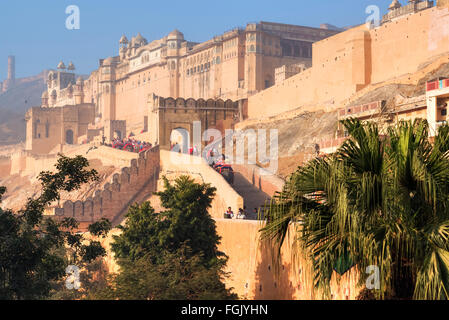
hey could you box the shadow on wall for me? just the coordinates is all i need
[252,240,297,300]
[251,227,362,300]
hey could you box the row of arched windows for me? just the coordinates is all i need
[185,49,213,66]
[186,62,211,76]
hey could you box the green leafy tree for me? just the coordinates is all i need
[102,175,237,300]
[97,244,234,300]
[261,119,449,300]
[0,154,111,300]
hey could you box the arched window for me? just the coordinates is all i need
[45,122,50,138]
[66,130,74,145]
[34,120,40,139]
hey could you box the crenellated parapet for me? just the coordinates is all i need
[151,95,239,112]
[147,94,242,148]
[48,145,160,228]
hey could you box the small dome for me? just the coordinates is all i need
[42,91,48,99]
[168,29,184,40]
[67,62,75,71]
[57,61,66,70]
[76,77,83,84]
[135,33,148,46]
[119,34,129,44]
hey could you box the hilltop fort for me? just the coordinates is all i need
[1,0,449,299]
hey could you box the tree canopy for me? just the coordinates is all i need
[0,154,111,300]
[101,175,237,300]
[261,119,449,300]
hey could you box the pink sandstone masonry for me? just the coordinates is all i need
[233,164,285,197]
[0,157,11,179]
[10,145,140,177]
[215,220,361,300]
[98,219,361,300]
[83,152,361,299]
[49,146,160,227]
[247,3,449,120]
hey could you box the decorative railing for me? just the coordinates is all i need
[338,100,384,118]
[426,79,449,92]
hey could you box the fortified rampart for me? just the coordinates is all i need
[9,145,140,177]
[25,104,96,154]
[216,220,361,300]
[22,146,359,299]
[0,157,11,179]
[248,3,449,120]
[156,153,361,299]
[46,146,160,228]
[98,219,361,300]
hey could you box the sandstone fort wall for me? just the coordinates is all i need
[216,220,361,300]
[10,145,140,177]
[98,219,361,300]
[248,4,449,120]
[47,146,160,228]
[156,153,361,299]
[0,157,11,179]
[70,149,360,299]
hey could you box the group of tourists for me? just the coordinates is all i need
[224,207,264,220]
[169,142,235,183]
[224,207,247,220]
[108,137,153,153]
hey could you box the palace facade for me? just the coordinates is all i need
[39,21,339,136]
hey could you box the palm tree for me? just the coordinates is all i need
[261,118,449,299]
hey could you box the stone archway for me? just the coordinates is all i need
[148,95,240,150]
[170,127,190,153]
[66,129,74,144]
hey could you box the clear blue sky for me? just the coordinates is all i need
[0,0,393,79]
